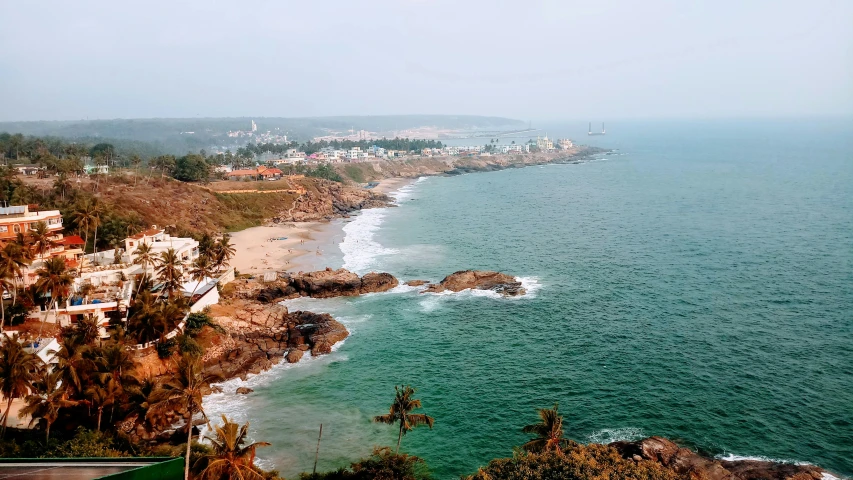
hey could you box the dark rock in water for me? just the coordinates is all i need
[423,270,526,297]
[256,268,399,303]
[235,387,253,395]
[406,280,428,287]
[609,437,827,480]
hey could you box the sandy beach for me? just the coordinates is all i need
[228,177,416,275]
[228,221,344,274]
[372,176,415,195]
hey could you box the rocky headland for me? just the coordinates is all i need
[203,304,348,381]
[271,179,392,223]
[422,270,526,297]
[610,437,829,480]
[252,268,399,302]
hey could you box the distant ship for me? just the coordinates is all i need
[588,122,606,136]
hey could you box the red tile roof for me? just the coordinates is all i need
[129,228,163,240]
[59,235,85,245]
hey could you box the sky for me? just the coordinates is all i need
[1,0,852,122]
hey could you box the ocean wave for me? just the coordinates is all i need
[586,427,645,444]
[200,347,349,441]
[715,453,811,466]
[340,208,398,274]
[517,276,543,297]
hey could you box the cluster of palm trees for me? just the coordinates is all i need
[371,386,570,457]
[0,221,76,335]
[0,318,253,480]
[132,232,235,299]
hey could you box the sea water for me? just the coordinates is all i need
[204,119,853,478]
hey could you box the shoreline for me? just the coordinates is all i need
[229,177,416,275]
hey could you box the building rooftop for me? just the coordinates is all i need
[0,458,183,480]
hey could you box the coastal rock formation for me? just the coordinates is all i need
[204,309,349,381]
[273,179,391,222]
[255,268,399,302]
[406,280,428,287]
[423,270,526,297]
[235,387,253,395]
[610,437,826,480]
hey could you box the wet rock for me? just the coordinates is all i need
[235,387,253,395]
[406,280,428,286]
[286,349,304,363]
[423,270,526,297]
[610,437,827,480]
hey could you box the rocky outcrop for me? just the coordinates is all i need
[204,310,349,381]
[272,179,391,222]
[255,268,399,302]
[423,270,526,297]
[406,280,428,287]
[235,387,254,395]
[610,437,827,480]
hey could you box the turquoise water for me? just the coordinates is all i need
[205,120,853,478]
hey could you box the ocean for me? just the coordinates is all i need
[204,119,853,479]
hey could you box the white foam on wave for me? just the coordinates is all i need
[715,453,811,466]
[517,276,543,297]
[586,427,645,444]
[340,208,398,274]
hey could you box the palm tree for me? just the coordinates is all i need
[0,276,12,332]
[0,334,43,437]
[373,385,434,454]
[85,378,121,431]
[195,415,270,480]
[50,336,90,399]
[73,199,100,271]
[521,403,569,454]
[149,355,221,480]
[28,221,54,261]
[0,239,34,314]
[188,255,214,299]
[132,243,154,295]
[130,154,142,186]
[127,290,166,345]
[35,257,74,338]
[21,369,76,442]
[211,235,235,272]
[155,248,184,297]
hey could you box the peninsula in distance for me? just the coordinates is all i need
[0,1,850,480]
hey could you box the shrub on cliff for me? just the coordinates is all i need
[465,444,688,480]
[300,447,430,480]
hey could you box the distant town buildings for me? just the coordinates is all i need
[536,135,554,151]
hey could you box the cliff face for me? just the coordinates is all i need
[204,301,349,381]
[272,178,391,222]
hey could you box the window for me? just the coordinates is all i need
[129,242,134,247]
[13,225,20,233]
[0,226,7,233]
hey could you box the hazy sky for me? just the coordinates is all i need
[2,0,851,122]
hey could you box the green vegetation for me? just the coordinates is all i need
[372,385,434,454]
[464,444,687,480]
[300,447,430,480]
[343,166,365,183]
[195,415,270,480]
